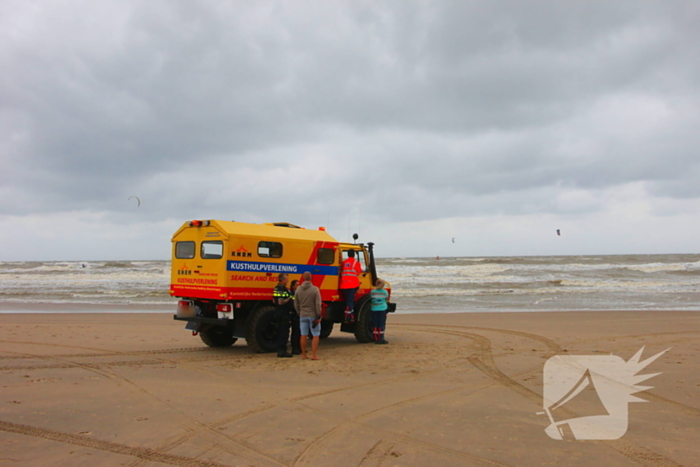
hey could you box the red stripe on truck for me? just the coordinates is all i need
[171,285,342,302]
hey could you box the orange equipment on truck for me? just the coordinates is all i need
[170,220,396,352]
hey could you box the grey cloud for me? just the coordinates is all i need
[2,0,699,228]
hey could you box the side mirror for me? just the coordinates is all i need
[352,233,359,243]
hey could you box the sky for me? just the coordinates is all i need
[1,1,699,261]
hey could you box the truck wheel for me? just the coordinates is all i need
[199,325,237,347]
[246,305,278,353]
[320,321,334,339]
[353,299,373,343]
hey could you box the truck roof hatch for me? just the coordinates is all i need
[266,222,302,228]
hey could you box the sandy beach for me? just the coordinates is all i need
[0,310,698,466]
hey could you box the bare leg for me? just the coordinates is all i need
[311,336,320,360]
[300,335,308,359]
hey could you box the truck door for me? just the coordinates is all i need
[340,248,372,291]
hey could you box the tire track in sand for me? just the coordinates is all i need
[400,324,700,417]
[2,340,463,467]
[128,428,196,467]
[408,326,686,467]
[279,325,684,467]
[357,439,396,467]
[4,331,520,467]
[0,348,287,467]
[0,341,216,359]
[291,329,528,467]
[0,420,229,467]
[3,327,690,466]
[291,324,616,466]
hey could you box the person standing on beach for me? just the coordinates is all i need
[288,279,301,355]
[273,273,293,358]
[295,271,322,360]
[340,250,362,323]
[370,279,390,345]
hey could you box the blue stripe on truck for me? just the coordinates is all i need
[227,261,339,276]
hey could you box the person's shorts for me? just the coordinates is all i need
[299,316,321,337]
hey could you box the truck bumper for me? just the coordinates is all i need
[173,315,229,326]
[173,315,246,338]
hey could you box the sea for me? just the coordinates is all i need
[0,254,699,313]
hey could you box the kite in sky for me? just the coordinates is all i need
[128,196,141,207]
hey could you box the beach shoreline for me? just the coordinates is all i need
[3,300,699,315]
[0,302,174,314]
[1,310,698,466]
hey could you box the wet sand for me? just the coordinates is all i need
[0,310,698,466]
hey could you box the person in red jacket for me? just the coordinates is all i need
[340,250,362,323]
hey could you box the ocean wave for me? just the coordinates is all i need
[2,255,700,312]
[667,269,700,276]
[625,263,690,273]
[558,279,690,291]
[0,261,46,271]
[0,263,78,274]
[393,285,570,298]
[98,261,136,269]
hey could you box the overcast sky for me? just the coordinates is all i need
[1,1,699,261]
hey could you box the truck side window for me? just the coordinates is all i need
[356,252,367,272]
[175,241,195,259]
[258,241,283,258]
[317,248,334,265]
[201,241,223,259]
[342,250,367,272]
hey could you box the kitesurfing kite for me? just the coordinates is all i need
[451,237,455,243]
[128,196,141,207]
[556,229,561,236]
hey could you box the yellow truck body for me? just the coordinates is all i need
[170,220,394,352]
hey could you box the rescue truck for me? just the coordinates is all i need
[170,220,396,352]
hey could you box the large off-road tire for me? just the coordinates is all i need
[353,299,373,343]
[199,325,237,347]
[246,305,279,353]
[320,321,334,339]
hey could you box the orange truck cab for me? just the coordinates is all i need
[170,220,396,352]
